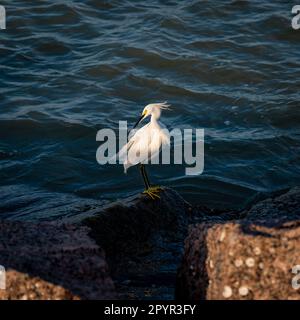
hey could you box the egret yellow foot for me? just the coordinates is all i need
[142,186,163,200]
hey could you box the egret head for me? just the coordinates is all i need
[133,102,170,128]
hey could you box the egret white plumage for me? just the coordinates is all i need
[116,102,171,199]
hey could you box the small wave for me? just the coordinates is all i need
[35,40,72,56]
[0,0,299,216]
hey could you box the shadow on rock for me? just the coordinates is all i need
[82,187,192,299]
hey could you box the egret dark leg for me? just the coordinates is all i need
[140,164,162,200]
[140,164,151,188]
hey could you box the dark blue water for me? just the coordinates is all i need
[1,1,300,220]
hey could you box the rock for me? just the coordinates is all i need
[0,184,108,221]
[83,187,190,256]
[81,187,190,299]
[0,220,115,300]
[0,270,80,300]
[0,187,190,300]
[176,187,300,300]
[245,187,300,223]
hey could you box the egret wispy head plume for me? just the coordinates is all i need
[116,102,171,199]
[133,102,171,128]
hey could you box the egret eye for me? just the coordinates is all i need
[142,110,148,116]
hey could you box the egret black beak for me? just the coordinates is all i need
[133,114,145,129]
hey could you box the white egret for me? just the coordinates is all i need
[116,102,171,199]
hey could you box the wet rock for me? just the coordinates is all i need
[82,187,190,256]
[177,187,300,300]
[0,220,115,300]
[81,187,190,299]
[0,187,190,300]
[0,184,108,221]
[245,187,300,223]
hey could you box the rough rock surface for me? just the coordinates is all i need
[0,221,115,300]
[245,187,300,222]
[82,187,192,299]
[0,270,80,300]
[0,187,191,300]
[83,187,190,254]
[2,185,298,300]
[177,187,300,300]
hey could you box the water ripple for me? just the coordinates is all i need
[0,0,299,217]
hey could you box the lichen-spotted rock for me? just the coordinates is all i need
[177,188,300,300]
[0,221,116,300]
